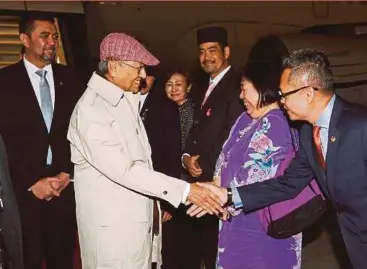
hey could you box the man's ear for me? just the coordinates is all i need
[224,46,230,60]
[108,61,118,77]
[19,33,30,48]
[306,87,316,104]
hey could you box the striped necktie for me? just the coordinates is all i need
[312,125,325,170]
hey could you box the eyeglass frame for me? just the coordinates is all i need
[119,61,146,74]
[278,85,320,99]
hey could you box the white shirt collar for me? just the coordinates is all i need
[209,65,231,86]
[23,55,52,76]
[88,72,124,107]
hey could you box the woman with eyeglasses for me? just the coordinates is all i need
[214,61,302,269]
[161,69,196,269]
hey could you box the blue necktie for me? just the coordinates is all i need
[36,70,53,165]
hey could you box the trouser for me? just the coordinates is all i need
[162,205,218,269]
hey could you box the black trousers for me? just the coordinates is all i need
[18,168,77,269]
[161,205,218,269]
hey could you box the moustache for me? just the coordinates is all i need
[44,47,56,52]
[203,60,214,65]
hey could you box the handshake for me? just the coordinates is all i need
[185,182,231,220]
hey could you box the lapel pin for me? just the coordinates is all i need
[330,136,336,143]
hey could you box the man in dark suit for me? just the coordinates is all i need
[0,135,24,269]
[0,13,83,269]
[182,26,243,269]
[193,48,367,269]
[139,68,182,269]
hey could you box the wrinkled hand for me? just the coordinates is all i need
[162,211,172,223]
[186,182,225,216]
[31,177,62,200]
[187,182,228,217]
[184,155,203,177]
[51,172,71,193]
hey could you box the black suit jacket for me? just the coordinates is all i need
[184,68,244,182]
[238,96,367,268]
[0,136,23,269]
[140,91,182,213]
[0,61,83,207]
[140,91,182,178]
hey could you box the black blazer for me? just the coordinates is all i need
[0,61,83,204]
[0,136,23,269]
[184,68,244,182]
[140,91,182,178]
[238,96,367,268]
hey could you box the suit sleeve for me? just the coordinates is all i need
[67,104,188,208]
[238,128,314,213]
[0,136,23,268]
[156,101,181,178]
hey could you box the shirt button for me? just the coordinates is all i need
[193,140,197,144]
[163,191,167,195]
[194,120,199,124]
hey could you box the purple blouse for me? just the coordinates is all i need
[215,109,302,269]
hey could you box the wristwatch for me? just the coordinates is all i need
[226,187,233,207]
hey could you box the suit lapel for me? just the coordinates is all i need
[51,64,62,134]
[17,61,49,132]
[139,93,150,122]
[199,69,234,120]
[325,96,343,195]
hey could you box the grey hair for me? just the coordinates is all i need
[283,48,334,92]
[96,60,109,77]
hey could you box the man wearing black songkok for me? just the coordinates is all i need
[181,26,243,269]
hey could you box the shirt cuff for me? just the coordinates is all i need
[232,187,243,209]
[182,183,191,203]
[181,153,190,169]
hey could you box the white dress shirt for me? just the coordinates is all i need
[138,92,149,112]
[23,56,55,109]
[315,94,336,158]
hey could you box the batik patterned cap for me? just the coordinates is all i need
[100,32,159,66]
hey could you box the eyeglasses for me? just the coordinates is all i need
[120,62,145,74]
[278,86,319,99]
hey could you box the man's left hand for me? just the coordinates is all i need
[50,172,71,193]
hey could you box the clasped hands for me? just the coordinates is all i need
[31,172,71,200]
[186,182,231,221]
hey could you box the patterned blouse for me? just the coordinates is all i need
[215,109,302,269]
[178,97,195,150]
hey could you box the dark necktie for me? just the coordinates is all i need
[313,126,326,170]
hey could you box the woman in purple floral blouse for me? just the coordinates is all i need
[215,62,302,269]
